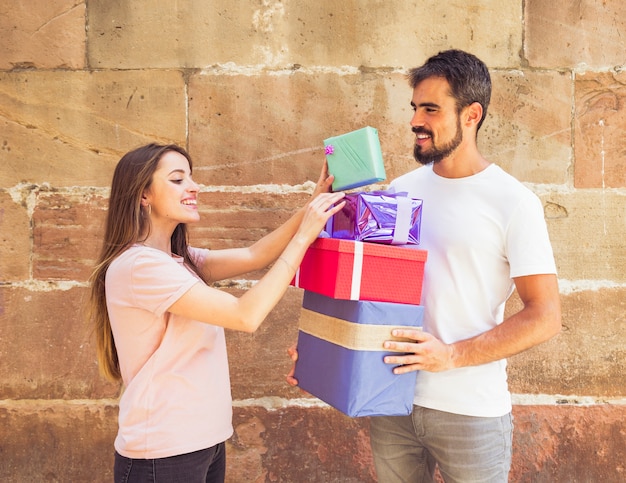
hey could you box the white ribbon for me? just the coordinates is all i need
[391,196,412,245]
[293,240,364,300]
[350,241,364,300]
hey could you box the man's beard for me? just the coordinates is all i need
[413,118,463,165]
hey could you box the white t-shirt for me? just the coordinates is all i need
[105,245,233,458]
[391,164,556,417]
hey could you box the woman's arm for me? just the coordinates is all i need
[199,163,335,282]
[169,191,346,333]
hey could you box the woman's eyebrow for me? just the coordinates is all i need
[168,168,188,175]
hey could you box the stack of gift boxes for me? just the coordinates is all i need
[290,127,428,417]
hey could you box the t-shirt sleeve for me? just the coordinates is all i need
[506,193,557,278]
[188,246,210,268]
[129,250,202,317]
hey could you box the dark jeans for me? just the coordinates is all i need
[114,443,226,483]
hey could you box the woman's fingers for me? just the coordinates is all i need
[312,191,345,210]
[297,192,345,242]
[312,160,334,197]
[309,193,345,221]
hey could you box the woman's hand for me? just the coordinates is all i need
[295,191,345,245]
[311,160,335,199]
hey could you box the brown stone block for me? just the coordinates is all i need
[0,71,186,187]
[539,190,626,282]
[0,285,120,399]
[189,71,417,186]
[511,405,626,481]
[0,1,86,69]
[32,187,307,283]
[479,70,572,185]
[189,190,309,252]
[2,402,623,482]
[87,1,258,69]
[0,190,30,281]
[229,406,375,483]
[226,288,303,400]
[526,1,626,69]
[507,287,625,396]
[0,400,117,482]
[280,2,522,69]
[574,72,626,188]
[229,405,626,483]
[87,0,521,69]
[32,190,108,281]
[189,68,573,188]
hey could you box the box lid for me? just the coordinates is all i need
[312,237,427,262]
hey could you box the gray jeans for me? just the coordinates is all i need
[370,406,513,483]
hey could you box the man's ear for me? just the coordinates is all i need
[464,102,483,128]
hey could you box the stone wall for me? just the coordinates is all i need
[1,1,624,481]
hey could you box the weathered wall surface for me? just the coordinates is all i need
[1,1,624,481]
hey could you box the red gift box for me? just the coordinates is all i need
[291,238,427,305]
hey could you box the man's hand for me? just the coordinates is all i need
[382,329,455,374]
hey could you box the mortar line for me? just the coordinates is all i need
[2,395,625,410]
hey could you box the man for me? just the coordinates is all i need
[370,49,562,482]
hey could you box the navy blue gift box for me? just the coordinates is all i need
[294,291,424,417]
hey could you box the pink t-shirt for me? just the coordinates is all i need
[105,245,233,459]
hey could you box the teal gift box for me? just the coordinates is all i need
[324,126,387,191]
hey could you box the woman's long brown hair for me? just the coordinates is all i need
[88,143,205,381]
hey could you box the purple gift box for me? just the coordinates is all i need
[326,191,423,245]
[294,291,424,417]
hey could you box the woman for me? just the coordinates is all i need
[88,143,344,482]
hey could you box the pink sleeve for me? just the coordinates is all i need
[188,246,210,267]
[129,250,202,317]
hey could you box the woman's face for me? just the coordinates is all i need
[142,150,200,230]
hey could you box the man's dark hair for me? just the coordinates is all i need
[408,49,491,131]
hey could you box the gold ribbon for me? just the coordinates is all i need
[299,308,421,352]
